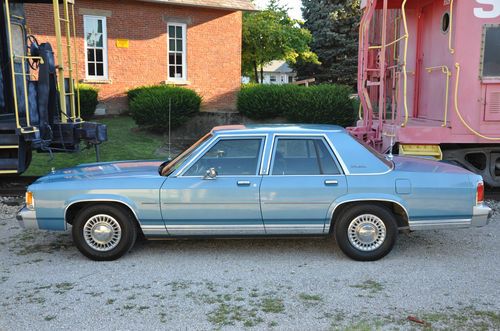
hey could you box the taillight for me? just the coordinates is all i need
[476,182,484,204]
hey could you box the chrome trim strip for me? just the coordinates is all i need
[141,225,168,235]
[64,199,142,228]
[471,205,492,227]
[328,198,410,231]
[408,219,471,231]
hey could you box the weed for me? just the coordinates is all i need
[260,297,285,313]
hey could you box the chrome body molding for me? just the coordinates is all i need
[16,207,39,229]
[141,225,168,236]
[165,224,265,236]
[408,219,472,231]
[264,224,325,235]
[325,198,411,233]
[408,205,492,230]
[64,198,142,228]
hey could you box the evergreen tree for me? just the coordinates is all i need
[297,0,361,87]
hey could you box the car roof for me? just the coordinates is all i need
[211,124,345,135]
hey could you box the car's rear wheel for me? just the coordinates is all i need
[334,204,397,261]
[72,204,137,261]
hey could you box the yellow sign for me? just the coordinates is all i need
[116,39,129,48]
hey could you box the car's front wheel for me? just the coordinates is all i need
[72,204,137,261]
[334,204,398,261]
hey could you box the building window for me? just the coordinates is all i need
[270,75,277,83]
[481,25,500,78]
[168,23,187,81]
[84,15,108,80]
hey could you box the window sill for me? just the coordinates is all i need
[82,79,112,84]
[163,80,191,86]
[481,78,500,84]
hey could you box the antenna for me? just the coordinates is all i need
[168,98,172,160]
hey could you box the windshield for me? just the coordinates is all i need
[161,133,213,176]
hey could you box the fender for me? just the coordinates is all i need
[325,194,410,232]
[64,194,142,228]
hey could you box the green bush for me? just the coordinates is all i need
[78,84,99,120]
[127,85,171,105]
[237,84,356,127]
[129,85,201,131]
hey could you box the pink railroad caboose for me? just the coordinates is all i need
[349,0,500,187]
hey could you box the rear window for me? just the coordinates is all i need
[353,137,394,169]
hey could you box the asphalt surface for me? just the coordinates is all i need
[0,198,499,330]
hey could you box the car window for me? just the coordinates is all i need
[271,138,341,175]
[184,138,263,176]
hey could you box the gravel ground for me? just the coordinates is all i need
[0,198,499,330]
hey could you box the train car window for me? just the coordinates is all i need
[441,12,450,34]
[481,25,500,78]
[11,24,25,60]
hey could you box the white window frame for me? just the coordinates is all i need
[167,22,187,81]
[83,15,108,80]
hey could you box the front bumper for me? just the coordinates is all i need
[471,205,493,227]
[16,206,39,229]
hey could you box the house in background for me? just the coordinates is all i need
[242,60,297,85]
[261,61,296,85]
[24,0,255,113]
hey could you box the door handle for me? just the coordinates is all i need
[324,180,339,186]
[237,180,251,186]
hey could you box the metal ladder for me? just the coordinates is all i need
[52,0,81,123]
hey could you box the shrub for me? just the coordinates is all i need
[237,84,356,127]
[127,85,170,105]
[129,85,201,131]
[78,84,99,120]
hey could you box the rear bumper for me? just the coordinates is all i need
[471,205,492,227]
[16,206,39,229]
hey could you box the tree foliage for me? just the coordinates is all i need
[296,0,361,87]
[242,0,319,83]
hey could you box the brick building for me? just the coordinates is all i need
[24,0,255,113]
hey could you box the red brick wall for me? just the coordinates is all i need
[24,0,242,113]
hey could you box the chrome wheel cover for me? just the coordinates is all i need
[347,214,386,252]
[83,214,122,252]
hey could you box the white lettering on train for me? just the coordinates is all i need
[474,0,500,18]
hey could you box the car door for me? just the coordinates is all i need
[160,136,266,236]
[260,136,348,234]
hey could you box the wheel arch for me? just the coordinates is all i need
[64,199,144,236]
[327,198,410,232]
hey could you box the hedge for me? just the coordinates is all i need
[129,85,201,131]
[237,84,356,127]
[78,84,99,120]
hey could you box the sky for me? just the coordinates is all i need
[254,0,304,20]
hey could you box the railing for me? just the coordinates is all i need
[425,65,451,127]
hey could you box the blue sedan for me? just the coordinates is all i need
[17,124,492,261]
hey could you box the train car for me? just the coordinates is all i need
[349,0,500,187]
[0,0,106,175]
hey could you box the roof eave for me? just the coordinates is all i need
[137,0,258,12]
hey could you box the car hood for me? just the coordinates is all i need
[392,156,471,174]
[34,160,164,183]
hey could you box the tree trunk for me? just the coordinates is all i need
[260,65,264,84]
[253,61,259,84]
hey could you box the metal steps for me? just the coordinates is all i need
[0,132,20,174]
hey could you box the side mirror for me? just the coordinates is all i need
[203,167,218,180]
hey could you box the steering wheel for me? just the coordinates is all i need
[27,34,41,70]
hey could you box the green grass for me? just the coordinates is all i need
[25,116,166,176]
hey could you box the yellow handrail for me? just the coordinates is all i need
[449,0,455,54]
[5,0,20,129]
[401,0,409,127]
[71,2,82,120]
[454,63,500,140]
[426,65,451,127]
[63,0,75,120]
[53,0,67,123]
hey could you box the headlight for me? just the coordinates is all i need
[26,191,35,210]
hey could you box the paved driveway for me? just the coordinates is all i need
[1,199,499,330]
